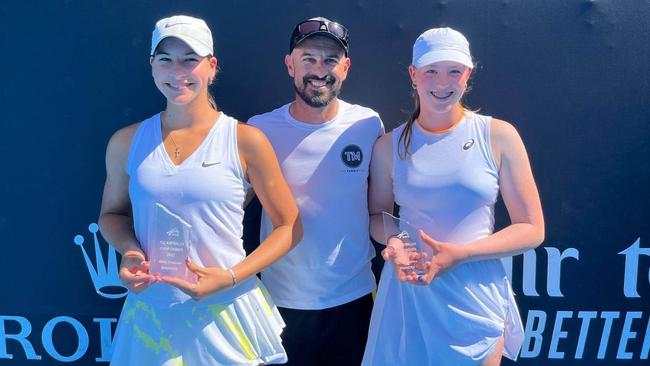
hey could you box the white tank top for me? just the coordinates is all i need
[127,112,255,305]
[385,112,524,360]
[393,112,499,244]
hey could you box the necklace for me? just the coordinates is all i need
[162,112,182,160]
[167,132,181,160]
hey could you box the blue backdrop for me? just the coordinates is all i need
[1,0,649,364]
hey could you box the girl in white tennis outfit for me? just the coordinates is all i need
[98,15,301,365]
[362,28,544,366]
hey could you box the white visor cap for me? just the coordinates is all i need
[151,15,213,57]
[412,27,473,69]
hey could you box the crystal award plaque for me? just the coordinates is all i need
[382,212,429,279]
[148,203,195,283]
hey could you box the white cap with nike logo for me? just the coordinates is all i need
[151,15,213,57]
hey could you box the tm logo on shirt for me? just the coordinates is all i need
[341,144,363,168]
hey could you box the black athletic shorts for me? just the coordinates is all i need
[278,293,374,366]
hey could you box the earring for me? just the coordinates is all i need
[411,82,417,90]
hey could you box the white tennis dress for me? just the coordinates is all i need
[110,113,286,366]
[362,113,524,366]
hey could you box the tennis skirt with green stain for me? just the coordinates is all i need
[109,278,287,366]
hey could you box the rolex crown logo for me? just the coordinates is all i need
[73,223,128,299]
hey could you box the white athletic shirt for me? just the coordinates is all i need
[362,112,524,365]
[249,100,384,309]
[115,112,288,365]
[127,112,256,305]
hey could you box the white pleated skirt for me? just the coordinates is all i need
[110,279,286,366]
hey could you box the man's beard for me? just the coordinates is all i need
[294,74,341,108]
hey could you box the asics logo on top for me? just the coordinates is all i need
[73,223,128,299]
[341,145,363,168]
[463,139,475,150]
[202,161,221,167]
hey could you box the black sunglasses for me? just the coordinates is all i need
[290,19,349,55]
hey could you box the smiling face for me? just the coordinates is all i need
[285,36,350,108]
[409,61,472,114]
[150,37,217,106]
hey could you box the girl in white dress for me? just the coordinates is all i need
[362,27,544,366]
[98,15,301,365]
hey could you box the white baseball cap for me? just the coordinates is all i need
[151,15,213,56]
[412,27,473,69]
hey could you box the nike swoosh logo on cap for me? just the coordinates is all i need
[165,22,191,28]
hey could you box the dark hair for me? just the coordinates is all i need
[293,35,347,57]
[207,68,219,111]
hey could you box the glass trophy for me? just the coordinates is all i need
[148,203,195,283]
[382,212,429,279]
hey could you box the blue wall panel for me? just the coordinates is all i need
[0,1,648,364]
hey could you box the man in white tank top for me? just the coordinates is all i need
[248,17,384,366]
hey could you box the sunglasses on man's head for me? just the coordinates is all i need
[295,19,348,40]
